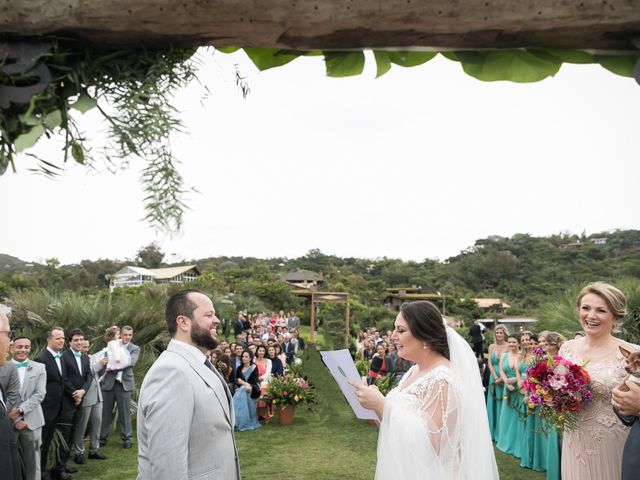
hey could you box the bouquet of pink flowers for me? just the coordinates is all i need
[261,373,316,408]
[523,347,592,431]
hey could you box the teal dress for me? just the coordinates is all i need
[545,423,560,480]
[486,350,504,442]
[496,352,521,456]
[517,360,534,467]
[530,411,548,472]
[232,365,261,431]
[521,406,547,471]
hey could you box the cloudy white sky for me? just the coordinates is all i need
[2,49,639,265]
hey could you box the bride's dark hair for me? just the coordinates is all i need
[400,301,450,360]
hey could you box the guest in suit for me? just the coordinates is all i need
[11,336,46,480]
[0,313,20,480]
[469,319,485,359]
[98,325,139,449]
[0,359,21,410]
[613,378,640,480]
[287,311,300,331]
[283,333,296,365]
[59,329,92,475]
[34,326,74,480]
[137,289,240,480]
[72,340,107,464]
[234,312,245,337]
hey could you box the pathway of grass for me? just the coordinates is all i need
[72,347,545,479]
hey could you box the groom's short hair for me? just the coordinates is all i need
[165,289,203,337]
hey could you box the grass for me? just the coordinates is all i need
[71,347,545,480]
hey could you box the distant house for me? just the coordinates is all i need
[473,298,511,313]
[385,287,444,312]
[280,269,324,290]
[109,265,200,292]
[561,237,608,249]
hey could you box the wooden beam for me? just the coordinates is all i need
[1,1,639,51]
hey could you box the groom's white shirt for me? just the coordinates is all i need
[137,339,239,480]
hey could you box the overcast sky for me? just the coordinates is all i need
[2,49,639,266]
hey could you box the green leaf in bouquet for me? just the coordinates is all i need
[15,125,46,152]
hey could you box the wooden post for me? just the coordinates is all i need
[344,299,350,349]
[310,293,316,343]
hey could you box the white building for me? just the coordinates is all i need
[109,265,200,292]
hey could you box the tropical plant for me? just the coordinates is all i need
[354,358,369,378]
[373,374,393,396]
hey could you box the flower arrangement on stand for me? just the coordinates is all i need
[523,347,592,431]
[261,373,316,425]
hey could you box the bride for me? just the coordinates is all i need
[351,301,499,479]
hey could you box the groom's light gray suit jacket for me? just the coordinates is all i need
[137,340,240,480]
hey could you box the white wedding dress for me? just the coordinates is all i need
[375,328,499,480]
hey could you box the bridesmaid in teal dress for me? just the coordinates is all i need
[542,332,565,480]
[486,324,509,442]
[496,334,522,456]
[520,332,548,472]
[518,332,538,469]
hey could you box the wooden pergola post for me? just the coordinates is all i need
[345,301,350,349]
[310,292,317,343]
[308,291,350,348]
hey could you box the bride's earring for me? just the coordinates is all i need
[423,343,427,350]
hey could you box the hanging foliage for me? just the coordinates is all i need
[220,46,640,83]
[0,40,199,230]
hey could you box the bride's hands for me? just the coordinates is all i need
[348,379,385,419]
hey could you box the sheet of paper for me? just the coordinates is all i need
[320,349,378,420]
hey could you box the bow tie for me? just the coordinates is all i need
[73,351,82,358]
[15,361,28,368]
[53,353,62,359]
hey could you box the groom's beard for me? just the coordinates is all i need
[191,323,218,351]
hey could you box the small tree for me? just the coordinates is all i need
[135,243,164,269]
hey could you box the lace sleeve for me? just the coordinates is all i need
[558,339,574,359]
[416,375,460,455]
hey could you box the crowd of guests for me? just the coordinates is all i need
[208,309,305,431]
[3,281,638,480]
[0,322,138,480]
[485,282,640,480]
[355,327,413,387]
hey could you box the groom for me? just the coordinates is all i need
[613,380,640,480]
[137,289,240,480]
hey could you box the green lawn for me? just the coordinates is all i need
[72,347,545,480]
